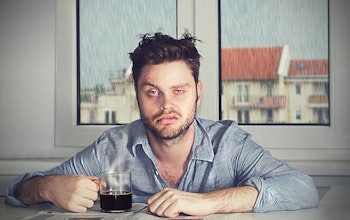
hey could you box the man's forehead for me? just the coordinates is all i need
[138,62,195,87]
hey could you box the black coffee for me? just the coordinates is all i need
[100,191,132,212]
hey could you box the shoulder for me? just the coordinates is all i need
[197,117,237,128]
[196,117,252,145]
[197,117,248,135]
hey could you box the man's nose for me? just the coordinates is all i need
[160,93,173,111]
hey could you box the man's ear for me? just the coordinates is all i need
[196,80,203,107]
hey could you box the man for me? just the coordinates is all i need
[6,32,319,218]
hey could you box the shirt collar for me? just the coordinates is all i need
[191,117,215,162]
[127,120,150,157]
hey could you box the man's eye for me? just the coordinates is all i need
[147,90,159,96]
[175,89,184,95]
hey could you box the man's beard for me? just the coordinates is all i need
[140,106,197,140]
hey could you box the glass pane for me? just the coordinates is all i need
[220,0,329,125]
[78,0,177,124]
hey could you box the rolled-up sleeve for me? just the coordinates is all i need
[235,137,319,212]
[6,172,50,207]
[244,172,319,212]
[5,136,104,207]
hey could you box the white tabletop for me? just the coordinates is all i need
[1,185,350,219]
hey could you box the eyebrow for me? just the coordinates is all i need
[139,82,160,92]
[141,82,192,90]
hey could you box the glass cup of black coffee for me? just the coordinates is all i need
[98,172,132,212]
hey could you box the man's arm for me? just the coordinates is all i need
[6,131,109,210]
[147,186,258,218]
[235,137,320,213]
[15,175,99,213]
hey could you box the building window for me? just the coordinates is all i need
[266,83,273,97]
[316,108,329,124]
[296,84,301,95]
[267,109,273,122]
[314,82,329,95]
[220,0,329,125]
[104,109,116,124]
[236,83,249,104]
[295,108,302,120]
[238,109,250,124]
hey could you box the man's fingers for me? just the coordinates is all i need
[79,176,99,192]
[63,195,95,213]
[79,197,95,209]
[147,188,183,217]
[148,188,172,204]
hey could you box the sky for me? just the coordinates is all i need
[220,0,328,59]
[79,0,328,87]
[79,0,176,88]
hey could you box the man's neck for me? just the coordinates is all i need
[147,124,195,188]
[147,124,195,164]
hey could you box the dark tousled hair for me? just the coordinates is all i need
[129,32,201,86]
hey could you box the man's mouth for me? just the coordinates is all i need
[156,114,178,124]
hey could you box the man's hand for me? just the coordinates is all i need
[15,175,99,213]
[147,188,213,218]
[45,175,99,212]
[147,186,258,218]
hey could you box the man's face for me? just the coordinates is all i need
[135,60,202,140]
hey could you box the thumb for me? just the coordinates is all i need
[86,175,99,182]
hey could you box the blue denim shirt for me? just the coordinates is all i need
[6,118,319,212]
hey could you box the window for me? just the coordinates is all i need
[316,108,329,124]
[295,108,302,120]
[238,109,250,124]
[55,0,350,168]
[296,84,301,95]
[55,0,194,146]
[104,109,116,124]
[314,82,329,95]
[266,83,273,97]
[236,83,249,104]
[267,109,273,122]
[220,0,329,125]
[77,0,177,125]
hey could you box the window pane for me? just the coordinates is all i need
[220,0,329,125]
[78,0,177,124]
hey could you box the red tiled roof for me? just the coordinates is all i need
[260,96,286,108]
[221,47,283,80]
[288,59,328,76]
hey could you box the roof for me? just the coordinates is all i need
[221,47,283,80]
[288,59,328,76]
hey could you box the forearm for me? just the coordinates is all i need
[147,186,258,217]
[14,176,53,205]
[203,186,258,213]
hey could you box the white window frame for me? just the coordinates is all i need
[55,0,350,176]
[55,0,194,147]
